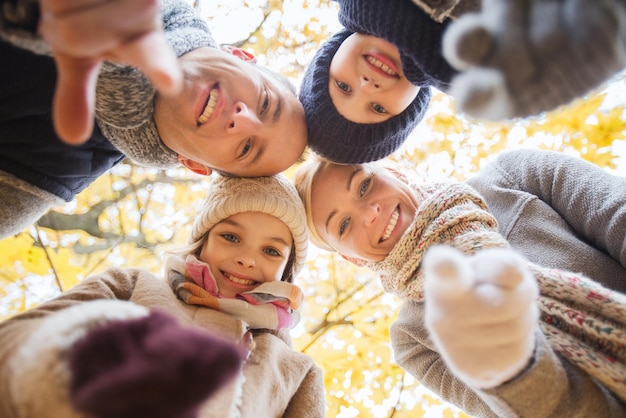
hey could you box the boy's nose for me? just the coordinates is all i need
[360,75,380,93]
[227,102,262,134]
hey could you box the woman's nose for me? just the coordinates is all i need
[363,202,381,226]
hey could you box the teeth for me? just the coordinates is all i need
[381,209,399,241]
[366,56,397,76]
[198,86,219,125]
[225,272,255,286]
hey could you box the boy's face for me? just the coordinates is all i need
[199,212,293,299]
[328,33,421,124]
[311,163,419,262]
[155,47,307,177]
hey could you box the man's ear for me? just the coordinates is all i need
[221,45,257,63]
[178,155,212,176]
[340,254,368,267]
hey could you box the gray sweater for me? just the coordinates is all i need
[391,149,626,417]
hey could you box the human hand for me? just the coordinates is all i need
[69,309,243,418]
[442,0,626,120]
[423,246,539,388]
[39,0,183,144]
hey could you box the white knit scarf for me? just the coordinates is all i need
[367,181,626,401]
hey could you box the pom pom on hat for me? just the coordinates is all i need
[299,29,432,163]
[191,174,308,281]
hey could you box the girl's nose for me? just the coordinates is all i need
[360,75,380,93]
[363,202,381,226]
[235,253,256,268]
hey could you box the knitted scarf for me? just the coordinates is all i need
[367,182,626,401]
[166,255,303,330]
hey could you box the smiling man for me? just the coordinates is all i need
[0,0,307,239]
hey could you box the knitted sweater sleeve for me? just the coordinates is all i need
[390,299,626,418]
[0,0,51,54]
[474,149,626,270]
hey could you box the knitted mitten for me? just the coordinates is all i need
[442,0,626,120]
[423,246,539,388]
[69,310,244,418]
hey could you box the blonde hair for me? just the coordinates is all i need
[293,156,354,253]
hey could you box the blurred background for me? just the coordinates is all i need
[2,1,626,417]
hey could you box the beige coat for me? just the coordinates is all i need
[0,267,326,418]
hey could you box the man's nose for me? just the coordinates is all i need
[227,101,262,133]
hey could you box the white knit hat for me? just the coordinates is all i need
[191,174,308,282]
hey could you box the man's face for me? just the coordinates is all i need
[329,33,420,123]
[154,47,307,177]
[311,162,420,262]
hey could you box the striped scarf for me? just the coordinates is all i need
[367,181,626,401]
[166,255,303,330]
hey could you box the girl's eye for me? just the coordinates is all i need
[339,218,350,236]
[359,177,372,197]
[336,81,352,93]
[239,139,252,158]
[221,233,239,243]
[371,103,387,114]
[264,247,281,257]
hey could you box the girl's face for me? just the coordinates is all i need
[199,212,293,298]
[328,33,421,123]
[310,163,420,262]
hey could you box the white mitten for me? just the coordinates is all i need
[423,246,539,388]
[442,0,626,120]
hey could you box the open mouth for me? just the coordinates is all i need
[222,271,256,286]
[197,84,219,125]
[380,207,399,242]
[365,55,399,78]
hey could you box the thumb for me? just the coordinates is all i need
[52,53,101,145]
[114,31,183,96]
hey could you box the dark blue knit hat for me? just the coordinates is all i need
[299,29,432,164]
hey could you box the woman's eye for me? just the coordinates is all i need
[239,139,252,158]
[336,81,352,93]
[359,177,371,197]
[339,218,350,236]
[264,247,281,257]
[261,89,270,115]
[221,233,239,243]
[371,103,387,114]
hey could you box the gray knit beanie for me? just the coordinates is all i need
[190,174,308,281]
[299,29,432,164]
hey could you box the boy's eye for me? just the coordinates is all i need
[238,139,252,158]
[359,177,371,197]
[371,103,387,114]
[221,233,239,243]
[339,218,350,236]
[336,81,352,93]
[264,247,281,257]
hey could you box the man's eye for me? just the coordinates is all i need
[339,218,350,236]
[359,177,371,197]
[221,233,239,243]
[238,139,252,158]
[336,81,352,93]
[371,103,387,114]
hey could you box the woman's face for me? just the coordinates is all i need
[310,163,420,262]
[329,33,420,123]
